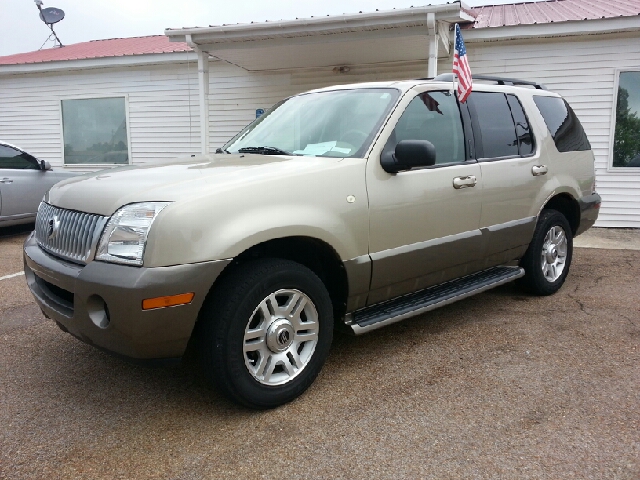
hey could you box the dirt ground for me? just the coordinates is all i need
[1,227,638,479]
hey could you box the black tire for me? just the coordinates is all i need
[197,258,333,409]
[519,209,573,296]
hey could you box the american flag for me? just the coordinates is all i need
[453,24,472,103]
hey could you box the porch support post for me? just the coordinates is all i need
[427,12,438,78]
[187,35,211,155]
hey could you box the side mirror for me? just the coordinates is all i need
[381,140,436,173]
[40,160,52,171]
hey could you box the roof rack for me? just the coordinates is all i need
[430,73,546,90]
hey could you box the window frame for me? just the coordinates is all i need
[608,68,640,173]
[0,144,41,170]
[59,94,132,168]
[380,89,473,172]
[506,94,536,158]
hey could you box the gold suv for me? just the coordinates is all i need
[24,76,601,408]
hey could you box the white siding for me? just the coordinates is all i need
[0,60,202,169]
[453,32,640,228]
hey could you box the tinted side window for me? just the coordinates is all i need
[0,145,39,170]
[470,92,519,159]
[383,91,466,165]
[533,96,591,152]
[507,94,535,156]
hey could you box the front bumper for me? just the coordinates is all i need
[576,192,602,236]
[24,233,230,360]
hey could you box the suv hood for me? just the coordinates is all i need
[46,154,335,216]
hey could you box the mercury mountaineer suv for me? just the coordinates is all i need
[24,75,601,408]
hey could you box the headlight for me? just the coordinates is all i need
[96,202,170,266]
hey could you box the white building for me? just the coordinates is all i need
[0,0,639,226]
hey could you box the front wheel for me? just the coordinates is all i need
[197,258,333,409]
[519,209,573,296]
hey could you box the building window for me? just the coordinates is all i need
[613,71,640,168]
[61,97,129,165]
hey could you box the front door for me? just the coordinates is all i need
[366,89,483,305]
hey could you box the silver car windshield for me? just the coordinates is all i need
[223,88,400,158]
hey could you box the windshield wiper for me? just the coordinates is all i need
[237,146,292,156]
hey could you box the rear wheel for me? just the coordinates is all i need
[198,258,333,409]
[520,209,573,295]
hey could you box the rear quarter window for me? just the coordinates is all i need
[533,96,591,152]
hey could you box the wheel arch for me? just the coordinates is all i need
[542,193,580,236]
[202,236,350,324]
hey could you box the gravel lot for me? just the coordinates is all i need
[1,226,639,479]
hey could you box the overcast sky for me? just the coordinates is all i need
[1,0,540,57]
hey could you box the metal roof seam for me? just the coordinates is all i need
[583,0,633,16]
[529,1,555,24]
[572,0,607,19]
[544,1,574,22]
[618,0,640,13]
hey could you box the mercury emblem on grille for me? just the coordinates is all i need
[47,216,61,240]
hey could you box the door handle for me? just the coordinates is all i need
[453,175,477,189]
[0,177,14,184]
[532,165,548,176]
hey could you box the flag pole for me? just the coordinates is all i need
[452,24,457,96]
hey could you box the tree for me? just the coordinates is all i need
[613,87,640,167]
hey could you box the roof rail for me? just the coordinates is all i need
[430,73,546,90]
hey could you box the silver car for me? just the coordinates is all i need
[0,142,76,227]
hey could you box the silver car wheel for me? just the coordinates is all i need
[540,225,568,282]
[243,289,319,386]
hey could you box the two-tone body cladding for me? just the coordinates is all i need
[25,76,600,408]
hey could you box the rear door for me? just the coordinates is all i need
[366,89,483,305]
[467,91,541,260]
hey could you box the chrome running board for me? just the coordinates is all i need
[348,266,525,335]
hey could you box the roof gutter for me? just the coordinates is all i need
[0,51,194,76]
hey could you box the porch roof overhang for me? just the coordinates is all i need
[164,3,475,72]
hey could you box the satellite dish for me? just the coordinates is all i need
[39,7,65,25]
[34,1,65,47]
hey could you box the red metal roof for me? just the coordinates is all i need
[470,0,640,28]
[0,35,190,66]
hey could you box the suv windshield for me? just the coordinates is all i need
[223,88,400,158]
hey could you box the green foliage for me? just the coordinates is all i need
[613,87,640,167]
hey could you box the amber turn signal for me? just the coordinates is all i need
[142,293,195,310]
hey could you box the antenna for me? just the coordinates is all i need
[34,0,65,48]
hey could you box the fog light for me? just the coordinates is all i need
[87,295,110,329]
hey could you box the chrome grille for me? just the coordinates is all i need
[35,203,108,265]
